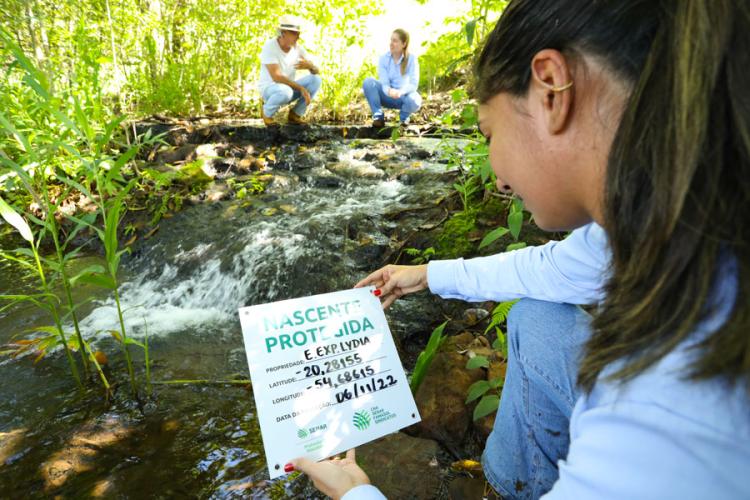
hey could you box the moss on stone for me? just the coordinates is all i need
[435,209,478,259]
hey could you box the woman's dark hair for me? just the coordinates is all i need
[476,0,750,393]
[393,28,410,75]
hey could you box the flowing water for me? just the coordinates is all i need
[0,137,456,498]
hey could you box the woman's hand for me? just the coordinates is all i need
[387,87,401,99]
[355,264,428,309]
[291,449,370,500]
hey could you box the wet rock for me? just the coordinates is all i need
[328,161,386,179]
[408,148,433,160]
[357,432,441,500]
[397,173,415,185]
[295,151,327,170]
[463,308,490,326]
[266,174,298,194]
[406,332,484,452]
[179,159,213,187]
[204,182,231,202]
[214,157,238,178]
[350,243,388,269]
[258,194,279,203]
[195,143,219,159]
[237,157,255,174]
[313,175,343,188]
[155,144,197,164]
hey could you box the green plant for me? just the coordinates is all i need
[479,198,528,251]
[0,196,83,387]
[466,377,502,421]
[0,32,155,397]
[410,321,448,394]
[464,300,517,420]
[404,246,435,265]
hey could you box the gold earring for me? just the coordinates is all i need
[549,81,573,92]
[532,71,573,92]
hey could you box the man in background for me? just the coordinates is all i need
[258,15,322,126]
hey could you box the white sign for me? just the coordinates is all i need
[239,287,421,479]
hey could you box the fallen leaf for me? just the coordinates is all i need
[144,225,160,239]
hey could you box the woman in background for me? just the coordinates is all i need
[362,29,421,128]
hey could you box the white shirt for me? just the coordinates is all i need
[342,223,750,499]
[427,223,609,304]
[258,38,310,93]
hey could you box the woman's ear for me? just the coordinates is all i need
[530,49,574,134]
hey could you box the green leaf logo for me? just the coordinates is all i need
[352,410,371,431]
[297,428,308,439]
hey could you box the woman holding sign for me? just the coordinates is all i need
[291,0,750,498]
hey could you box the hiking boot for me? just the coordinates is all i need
[372,118,385,128]
[261,106,277,126]
[288,110,306,125]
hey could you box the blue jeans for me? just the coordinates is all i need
[482,299,591,499]
[362,77,422,122]
[262,74,322,117]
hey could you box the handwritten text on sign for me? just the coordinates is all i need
[239,287,420,479]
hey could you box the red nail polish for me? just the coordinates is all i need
[284,463,295,473]
[373,289,382,297]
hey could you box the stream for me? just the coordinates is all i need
[0,134,458,498]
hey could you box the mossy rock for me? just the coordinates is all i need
[435,210,478,259]
[177,159,212,189]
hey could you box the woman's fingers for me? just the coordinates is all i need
[354,267,386,288]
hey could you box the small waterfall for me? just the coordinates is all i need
[76,139,449,341]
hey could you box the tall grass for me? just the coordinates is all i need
[0,29,155,397]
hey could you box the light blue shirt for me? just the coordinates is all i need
[377,51,420,96]
[344,223,750,499]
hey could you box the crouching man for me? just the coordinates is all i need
[259,15,322,126]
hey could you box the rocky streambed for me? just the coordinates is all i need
[0,121,509,499]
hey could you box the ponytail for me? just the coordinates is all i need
[583,0,750,392]
[393,29,410,75]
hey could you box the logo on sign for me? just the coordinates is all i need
[352,410,371,430]
[297,428,308,439]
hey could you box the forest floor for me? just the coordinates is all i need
[145,90,461,129]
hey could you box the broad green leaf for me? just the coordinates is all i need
[466,355,489,370]
[489,377,504,389]
[109,145,139,183]
[75,272,116,289]
[69,265,106,286]
[425,321,447,353]
[464,19,477,46]
[491,334,506,351]
[508,210,523,240]
[124,337,145,348]
[473,394,500,421]
[0,196,33,242]
[466,380,491,403]
[506,242,527,252]
[0,112,32,155]
[479,226,509,249]
[24,325,63,337]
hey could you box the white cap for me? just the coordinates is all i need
[278,15,303,32]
